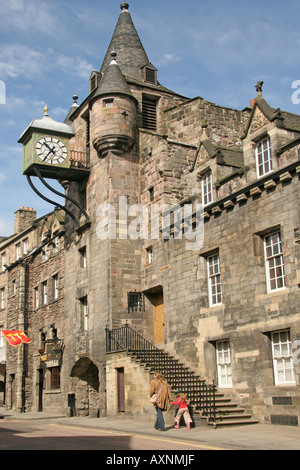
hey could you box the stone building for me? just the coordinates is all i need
[0,207,65,412]
[6,2,300,425]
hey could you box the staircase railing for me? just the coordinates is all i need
[106,323,216,424]
[106,322,159,355]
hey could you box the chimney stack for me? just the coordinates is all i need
[14,207,36,234]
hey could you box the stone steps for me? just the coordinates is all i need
[108,326,259,428]
[127,347,259,427]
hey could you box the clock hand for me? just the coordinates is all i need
[43,149,55,161]
[44,142,56,155]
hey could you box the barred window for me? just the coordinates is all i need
[128,292,144,313]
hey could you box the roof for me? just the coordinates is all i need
[100,3,149,82]
[92,53,135,102]
[19,107,74,143]
[243,95,300,138]
[191,128,244,172]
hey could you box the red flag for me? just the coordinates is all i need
[18,331,32,344]
[1,330,31,346]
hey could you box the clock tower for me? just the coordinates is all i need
[19,105,89,182]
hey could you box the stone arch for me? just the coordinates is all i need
[70,357,100,417]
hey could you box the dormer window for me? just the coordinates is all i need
[256,137,272,178]
[90,71,102,93]
[142,63,157,86]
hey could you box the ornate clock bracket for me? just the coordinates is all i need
[27,165,90,230]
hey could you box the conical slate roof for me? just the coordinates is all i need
[100,2,149,82]
[94,53,134,100]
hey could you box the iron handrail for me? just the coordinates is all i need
[105,323,216,423]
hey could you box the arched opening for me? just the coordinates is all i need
[70,357,99,417]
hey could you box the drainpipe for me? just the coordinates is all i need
[21,260,29,413]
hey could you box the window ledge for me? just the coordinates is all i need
[200,304,224,314]
[256,288,289,301]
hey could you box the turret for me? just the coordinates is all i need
[90,52,138,158]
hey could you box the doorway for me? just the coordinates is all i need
[153,292,164,344]
[116,367,125,412]
[38,369,44,412]
[70,357,100,417]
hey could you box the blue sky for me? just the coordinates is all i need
[0,0,299,235]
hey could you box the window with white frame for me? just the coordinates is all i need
[146,246,154,264]
[53,274,59,300]
[80,296,89,331]
[54,236,60,253]
[1,288,5,309]
[201,171,213,206]
[216,340,232,388]
[264,232,286,292]
[16,243,21,260]
[271,330,296,385]
[256,137,273,177]
[1,253,6,272]
[207,254,222,306]
[42,281,48,305]
[23,238,28,255]
[34,287,39,308]
[42,245,50,262]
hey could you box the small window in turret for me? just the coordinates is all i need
[103,99,114,108]
[142,63,157,86]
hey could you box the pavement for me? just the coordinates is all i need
[1,407,300,450]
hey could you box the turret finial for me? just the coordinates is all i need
[110,51,118,65]
[120,2,129,12]
[43,105,49,116]
[73,92,78,104]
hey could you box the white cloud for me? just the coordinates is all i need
[216,28,242,46]
[0,0,61,36]
[163,54,182,63]
[0,45,47,80]
[56,55,94,81]
[0,173,6,184]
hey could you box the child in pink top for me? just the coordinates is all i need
[171,392,192,430]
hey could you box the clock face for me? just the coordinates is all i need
[35,136,68,165]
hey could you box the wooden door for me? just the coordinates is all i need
[117,368,125,412]
[153,293,164,344]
